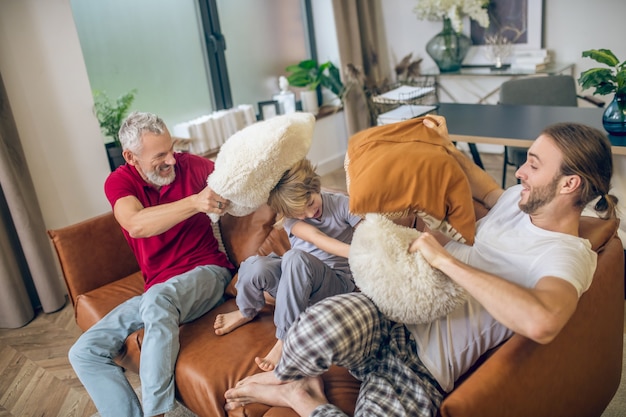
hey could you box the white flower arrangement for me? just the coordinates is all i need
[414,0,490,33]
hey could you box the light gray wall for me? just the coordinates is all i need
[0,0,624,232]
[379,0,626,103]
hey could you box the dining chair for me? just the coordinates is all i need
[499,75,579,188]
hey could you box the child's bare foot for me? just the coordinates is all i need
[214,310,253,335]
[255,339,283,371]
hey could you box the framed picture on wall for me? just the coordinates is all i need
[258,100,279,120]
[463,0,544,66]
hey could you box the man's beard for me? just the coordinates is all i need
[146,165,176,187]
[518,175,560,214]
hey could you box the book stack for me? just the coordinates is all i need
[510,49,551,72]
[372,85,436,104]
[376,104,437,125]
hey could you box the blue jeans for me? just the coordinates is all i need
[68,265,231,417]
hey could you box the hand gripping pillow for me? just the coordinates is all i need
[349,213,467,324]
[207,112,315,222]
[345,115,476,244]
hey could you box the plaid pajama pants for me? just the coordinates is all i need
[274,292,444,417]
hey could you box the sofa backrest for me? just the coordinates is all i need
[48,212,139,306]
[49,206,291,306]
[219,203,290,268]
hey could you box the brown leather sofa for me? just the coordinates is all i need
[48,202,624,417]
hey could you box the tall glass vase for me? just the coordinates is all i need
[426,18,471,73]
[602,93,626,136]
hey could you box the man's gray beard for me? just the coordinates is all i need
[146,167,175,187]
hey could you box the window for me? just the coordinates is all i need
[210,0,311,110]
[71,0,312,128]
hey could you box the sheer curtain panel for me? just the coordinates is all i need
[331,0,391,135]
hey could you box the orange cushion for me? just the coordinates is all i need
[345,116,476,244]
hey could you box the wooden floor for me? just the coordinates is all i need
[0,151,622,417]
[0,298,97,417]
[0,297,143,417]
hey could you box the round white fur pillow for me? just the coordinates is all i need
[349,213,467,324]
[207,112,315,222]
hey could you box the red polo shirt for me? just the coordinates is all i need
[104,153,233,291]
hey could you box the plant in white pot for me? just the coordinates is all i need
[93,89,137,170]
[285,59,344,115]
[578,49,626,136]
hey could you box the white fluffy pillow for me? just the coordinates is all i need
[349,213,467,324]
[207,112,315,222]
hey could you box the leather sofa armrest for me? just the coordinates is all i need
[48,212,139,306]
[439,236,624,417]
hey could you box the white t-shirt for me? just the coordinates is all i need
[406,185,597,392]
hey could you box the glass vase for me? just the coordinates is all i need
[426,18,471,73]
[602,93,626,136]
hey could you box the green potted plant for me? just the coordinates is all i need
[285,59,344,115]
[93,89,137,170]
[578,49,626,136]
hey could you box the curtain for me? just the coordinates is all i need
[332,0,393,136]
[0,72,66,328]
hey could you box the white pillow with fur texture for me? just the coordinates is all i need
[207,112,315,222]
[349,213,467,324]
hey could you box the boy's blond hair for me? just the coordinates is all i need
[268,159,321,227]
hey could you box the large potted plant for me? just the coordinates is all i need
[578,49,626,136]
[93,89,137,170]
[285,59,344,115]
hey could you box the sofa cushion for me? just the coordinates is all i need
[72,271,145,373]
[175,298,360,417]
[74,271,144,331]
[345,116,476,244]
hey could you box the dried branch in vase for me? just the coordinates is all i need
[484,34,512,69]
[395,53,424,82]
[344,51,427,126]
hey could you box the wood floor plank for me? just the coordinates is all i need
[1,357,41,415]
[56,388,97,417]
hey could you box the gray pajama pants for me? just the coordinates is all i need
[235,249,355,339]
[275,292,445,417]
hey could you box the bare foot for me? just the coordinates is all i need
[235,370,283,388]
[225,375,326,417]
[213,310,253,335]
[255,339,283,371]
